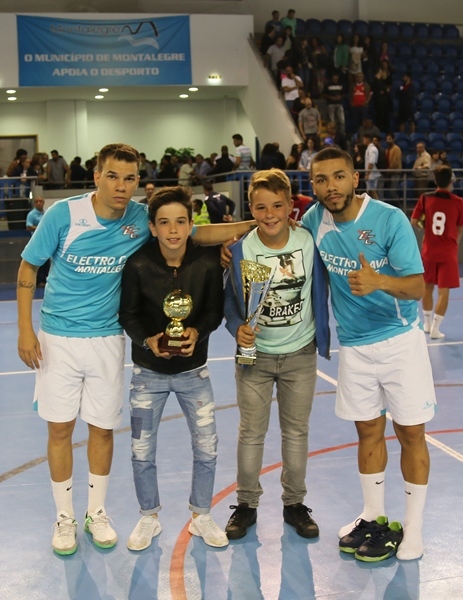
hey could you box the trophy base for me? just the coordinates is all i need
[159,334,187,356]
[235,345,257,366]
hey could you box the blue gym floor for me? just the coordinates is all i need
[0,288,462,600]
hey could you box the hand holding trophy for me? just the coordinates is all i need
[159,289,193,355]
[236,260,274,366]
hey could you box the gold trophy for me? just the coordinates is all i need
[236,260,274,366]
[159,290,193,355]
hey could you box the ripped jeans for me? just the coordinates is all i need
[129,364,218,515]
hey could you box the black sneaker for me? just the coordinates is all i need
[283,503,319,538]
[225,504,257,540]
[355,521,404,562]
[339,516,389,553]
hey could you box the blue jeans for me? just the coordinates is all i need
[130,364,218,515]
[235,341,317,507]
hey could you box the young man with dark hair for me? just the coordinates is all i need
[119,186,228,550]
[411,165,463,339]
[232,134,255,171]
[17,143,150,556]
[303,147,436,561]
[202,181,235,223]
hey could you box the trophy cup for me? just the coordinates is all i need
[236,260,274,366]
[159,289,193,355]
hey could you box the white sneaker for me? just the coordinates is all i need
[188,514,229,547]
[52,511,77,556]
[430,329,445,339]
[84,506,117,549]
[127,515,162,551]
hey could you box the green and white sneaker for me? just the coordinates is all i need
[339,516,389,553]
[52,511,77,556]
[84,506,117,549]
[355,521,404,562]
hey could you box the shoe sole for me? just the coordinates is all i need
[283,517,319,539]
[339,545,357,554]
[354,549,398,562]
[225,514,257,540]
[53,544,77,556]
[188,522,229,547]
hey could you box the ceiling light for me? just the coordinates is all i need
[95,95,104,99]
[6,89,16,94]
[179,94,189,98]
[7,96,17,101]
[99,88,109,92]
[189,87,198,92]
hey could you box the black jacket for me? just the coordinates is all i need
[119,238,223,375]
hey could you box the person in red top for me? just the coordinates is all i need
[411,165,463,339]
[290,180,313,220]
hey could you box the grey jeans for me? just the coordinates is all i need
[234,341,317,507]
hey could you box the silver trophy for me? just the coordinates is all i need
[236,260,274,366]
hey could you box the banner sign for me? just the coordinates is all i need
[17,15,191,86]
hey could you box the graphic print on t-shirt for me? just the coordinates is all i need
[256,249,306,327]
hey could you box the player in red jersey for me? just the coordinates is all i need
[411,165,463,339]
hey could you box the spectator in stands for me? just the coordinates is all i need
[281,65,304,112]
[139,153,154,181]
[281,25,296,55]
[413,142,432,198]
[192,199,211,225]
[285,144,302,170]
[26,196,49,286]
[28,154,46,185]
[280,9,297,36]
[373,134,387,196]
[295,38,312,94]
[350,73,372,132]
[232,134,255,171]
[385,133,403,200]
[208,146,235,182]
[265,35,286,84]
[290,180,313,220]
[178,156,194,186]
[348,34,364,82]
[139,181,156,205]
[273,142,287,169]
[292,88,308,123]
[411,165,463,339]
[379,41,390,63]
[12,155,33,197]
[265,10,282,35]
[298,97,321,145]
[260,24,277,57]
[323,71,346,134]
[363,133,381,199]
[192,154,212,184]
[298,137,318,172]
[67,157,87,189]
[325,121,348,151]
[397,73,415,133]
[203,181,235,223]
[371,66,392,133]
[362,36,378,83]
[379,59,393,87]
[47,150,69,190]
[352,142,367,192]
[358,116,381,142]
[156,154,178,185]
[6,148,28,177]
[333,34,349,78]
[84,159,96,188]
[150,159,159,179]
[257,143,286,170]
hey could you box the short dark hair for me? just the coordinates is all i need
[310,147,354,176]
[148,185,193,224]
[386,132,395,139]
[290,180,300,195]
[15,148,27,159]
[203,181,214,192]
[232,134,243,143]
[434,165,453,188]
[96,143,140,172]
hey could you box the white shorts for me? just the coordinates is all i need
[34,331,125,429]
[336,327,436,426]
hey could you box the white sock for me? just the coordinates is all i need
[87,473,110,515]
[397,482,427,560]
[51,477,74,519]
[338,472,386,538]
[422,310,432,333]
[430,314,445,338]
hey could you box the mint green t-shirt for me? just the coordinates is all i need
[243,227,315,354]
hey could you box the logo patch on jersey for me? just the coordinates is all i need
[122,225,141,239]
[75,218,91,228]
[358,229,375,245]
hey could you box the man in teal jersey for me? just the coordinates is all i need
[302,147,436,561]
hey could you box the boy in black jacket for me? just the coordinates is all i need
[119,186,228,551]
